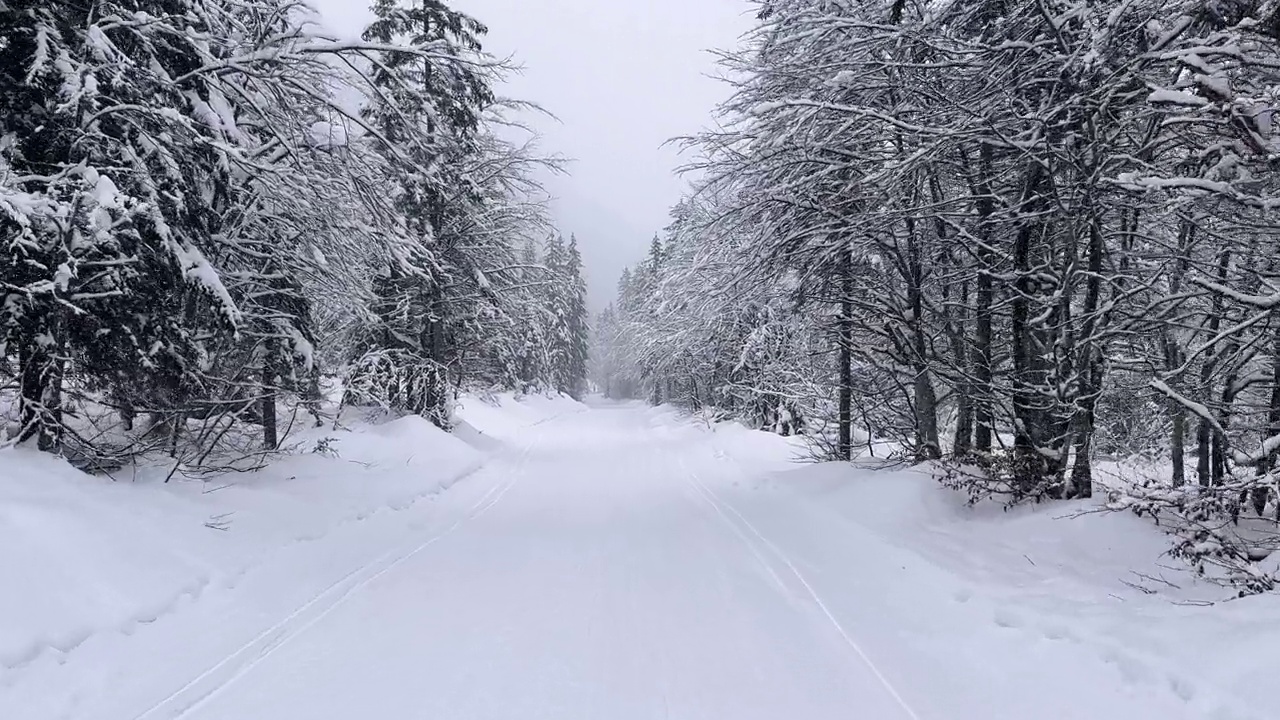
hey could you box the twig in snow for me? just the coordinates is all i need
[1131,571,1181,590]
[205,512,235,531]
[1120,579,1157,595]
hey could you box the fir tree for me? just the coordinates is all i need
[1,1,246,451]
[564,236,590,399]
[354,0,498,426]
[542,234,572,395]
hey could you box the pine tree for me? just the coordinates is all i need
[507,238,551,392]
[542,234,572,395]
[564,236,591,399]
[1,1,249,452]
[352,0,498,426]
[591,305,620,398]
[0,0,564,466]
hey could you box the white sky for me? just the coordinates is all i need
[309,0,751,310]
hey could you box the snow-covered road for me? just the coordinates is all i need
[9,397,1276,720]
[141,402,916,720]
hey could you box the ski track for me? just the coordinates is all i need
[0,461,487,683]
[133,404,906,720]
[131,427,547,720]
[677,455,922,720]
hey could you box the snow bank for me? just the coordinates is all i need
[629,406,1280,719]
[453,391,586,441]
[0,414,481,674]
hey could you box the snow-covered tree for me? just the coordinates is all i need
[1,0,568,466]
[590,0,1280,587]
[539,234,589,398]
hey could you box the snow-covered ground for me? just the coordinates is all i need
[2,396,1277,719]
[0,393,580,719]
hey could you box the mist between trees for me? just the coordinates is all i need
[591,0,1280,593]
[1,1,589,473]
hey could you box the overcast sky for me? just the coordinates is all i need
[309,0,751,311]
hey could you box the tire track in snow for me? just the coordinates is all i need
[131,424,550,720]
[676,456,795,599]
[677,455,924,720]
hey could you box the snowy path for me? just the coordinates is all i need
[10,399,1273,720]
[135,402,915,720]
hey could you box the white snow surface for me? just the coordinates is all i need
[2,396,1278,720]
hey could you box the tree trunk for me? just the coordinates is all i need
[18,329,64,453]
[1010,162,1049,494]
[425,285,448,427]
[1215,344,1240,488]
[972,143,996,456]
[1069,399,1095,499]
[1171,407,1186,488]
[900,210,941,460]
[950,280,974,456]
[1196,414,1214,488]
[1164,219,1194,488]
[1068,216,1107,499]
[1256,324,1280,514]
[261,341,279,451]
[838,244,854,461]
[120,399,135,432]
[914,368,941,460]
[1197,249,1231,487]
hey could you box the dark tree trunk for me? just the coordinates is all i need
[927,173,972,457]
[120,399,135,432]
[972,143,996,456]
[1197,250,1231,487]
[838,245,854,461]
[1010,162,1050,494]
[1171,407,1187,488]
[950,279,974,457]
[903,213,941,460]
[1215,345,1240,488]
[1196,414,1214,488]
[1163,220,1194,487]
[1068,218,1107,499]
[18,330,64,453]
[1256,325,1280,514]
[261,341,279,451]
